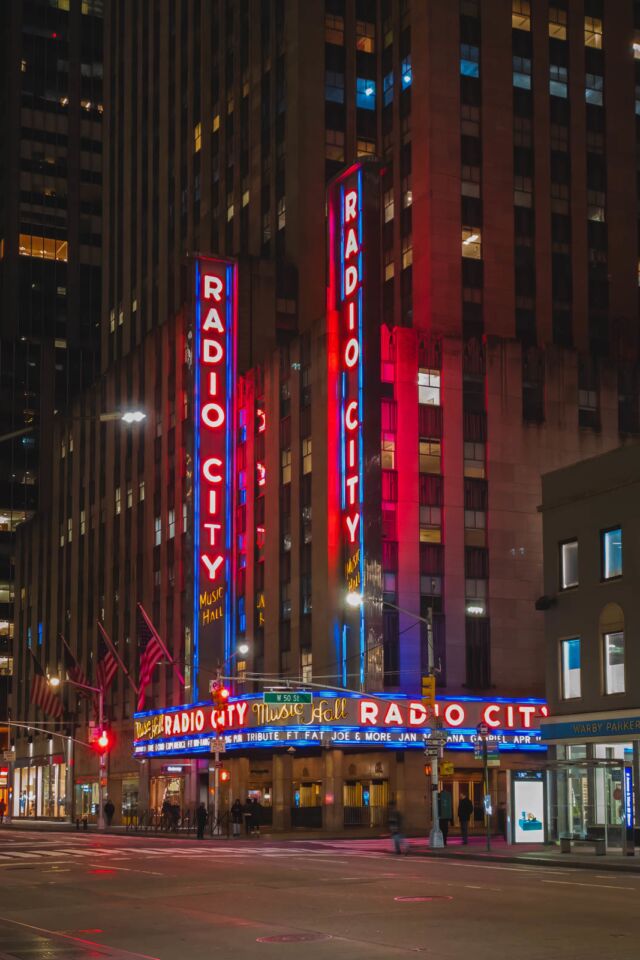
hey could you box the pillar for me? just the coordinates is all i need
[323,748,343,832]
[272,753,293,832]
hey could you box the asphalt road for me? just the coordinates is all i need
[0,832,637,959]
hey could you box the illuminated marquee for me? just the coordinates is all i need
[194,257,237,691]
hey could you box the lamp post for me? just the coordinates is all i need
[49,676,106,830]
[207,643,250,833]
[0,410,146,447]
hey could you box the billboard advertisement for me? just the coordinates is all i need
[513,770,545,843]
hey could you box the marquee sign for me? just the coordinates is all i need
[193,257,237,693]
[327,160,382,689]
[134,693,548,756]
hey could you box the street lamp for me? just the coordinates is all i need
[0,410,146,445]
[48,675,107,831]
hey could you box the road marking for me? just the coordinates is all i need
[0,915,161,960]
[88,863,165,877]
[541,879,635,891]
[464,884,483,889]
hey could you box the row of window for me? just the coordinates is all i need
[513,2,604,49]
[559,527,622,590]
[561,631,624,699]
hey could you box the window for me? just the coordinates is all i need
[548,6,567,40]
[604,632,625,694]
[325,71,345,103]
[139,480,145,502]
[461,165,481,198]
[587,190,605,222]
[464,442,485,479]
[602,527,622,580]
[127,487,133,508]
[302,438,312,475]
[115,487,121,515]
[183,502,188,533]
[513,56,532,90]
[154,515,162,546]
[561,638,581,699]
[585,73,603,106]
[194,122,202,152]
[420,503,442,543]
[357,139,375,157]
[462,227,482,259]
[461,104,480,137]
[67,518,73,543]
[80,509,86,535]
[18,234,68,262]
[326,129,345,162]
[584,16,603,49]
[381,435,396,470]
[418,369,440,405]
[512,0,531,31]
[325,13,344,45]
[549,64,568,98]
[301,650,313,683]
[356,78,376,110]
[401,237,413,269]
[277,196,286,230]
[401,56,412,89]
[356,20,375,53]
[419,440,441,474]
[281,448,292,485]
[560,540,578,589]
[383,189,394,223]
[383,71,394,106]
[460,44,480,77]
[168,508,176,539]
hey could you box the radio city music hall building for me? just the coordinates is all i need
[11,2,640,830]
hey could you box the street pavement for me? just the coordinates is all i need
[0,831,637,959]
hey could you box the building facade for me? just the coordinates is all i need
[540,444,640,847]
[10,0,640,831]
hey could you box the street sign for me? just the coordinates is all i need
[2,751,13,762]
[210,738,226,754]
[477,722,489,738]
[487,756,501,768]
[263,691,312,705]
[440,762,454,776]
[424,747,440,758]
[421,675,436,707]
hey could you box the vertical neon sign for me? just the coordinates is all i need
[328,160,382,690]
[193,256,237,696]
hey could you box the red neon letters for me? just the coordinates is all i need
[200,269,227,583]
[342,186,362,547]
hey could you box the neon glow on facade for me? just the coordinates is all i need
[193,257,237,693]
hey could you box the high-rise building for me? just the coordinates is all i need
[0,0,103,754]
[10,0,640,830]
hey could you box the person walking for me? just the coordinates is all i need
[387,800,407,855]
[0,798,6,824]
[457,791,474,845]
[438,787,453,845]
[243,798,253,836]
[230,799,243,838]
[251,798,262,837]
[104,798,115,828]
[195,802,208,840]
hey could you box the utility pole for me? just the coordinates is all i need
[97,686,105,831]
[477,721,491,852]
[425,718,446,848]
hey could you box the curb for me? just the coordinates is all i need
[409,848,640,873]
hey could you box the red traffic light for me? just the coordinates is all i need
[92,727,115,755]
[220,769,230,782]
[212,682,231,710]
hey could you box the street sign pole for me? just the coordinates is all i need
[429,752,443,849]
[477,721,491,852]
[213,743,219,836]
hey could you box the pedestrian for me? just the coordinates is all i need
[161,798,172,831]
[195,802,208,840]
[243,797,253,836]
[231,799,243,838]
[0,798,6,824]
[387,800,407,855]
[457,791,474,845]
[171,804,180,832]
[104,798,115,828]
[251,798,262,837]
[438,787,453,845]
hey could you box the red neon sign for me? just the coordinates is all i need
[341,186,363,550]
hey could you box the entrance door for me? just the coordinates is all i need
[446,775,484,835]
[343,779,389,827]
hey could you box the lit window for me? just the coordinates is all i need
[139,480,145,502]
[465,509,486,530]
[560,540,578,589]
[383,189,394,223]
[401,237,413,269]
[383,572,397,596]
[461,165,481,198]
[512,0,531,31]
[61,438,66,459]
[602,527,622,580]
[67,518,72,543]
[194,122,202,152]
[356,20,375,53]
[584,16,603,48]
[418,369,440,406]
[587,190,605,222]
[462,227,482,259]
[126,487,133,508]
[401,56,412,91]
[357,139,376,157]
[381,435,396,470]
[80,509,86,535]
[419,439,441,474]
[281,448,292,485]
[277,196,286,230]
[154,515,161,546]
[585,73,604,106]
[115,487,121,515]
[168,508,176,539]
[302,438,312,475]
[420,506,442,543]
[212,113,220,132]
[466,577,487,600]
[325,14,344,45]
[356,77,376,110]
[383,71,394,106]
[227,200,234,222]
[548,6,567,40]
[578,387,597,414]
[421,575,442,596]
[464,441,485,479]
[325,70,345,103]
[604,631,625,694]
[634,31,640,59]
[549,64,568,98]
[561,638,581,699]
[18,234,68,262]
[301,650,313,683]
[460,44,480,78]
[513,56,531,90]
[242,189,250,207]
[514,175,533,208]
[325,129,344,162]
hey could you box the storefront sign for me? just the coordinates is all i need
[193,256,237,690]
[134,693,547,756]
[541,712,640,742]
[624,767,634,829]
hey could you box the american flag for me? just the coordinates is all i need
[61,636,90,693]
[29,650,63,719]
[96,626,118,693]
[137,605,165,711]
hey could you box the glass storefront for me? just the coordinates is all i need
[75,781,99,821]
[13,761,68,819]
[122,777,139,824]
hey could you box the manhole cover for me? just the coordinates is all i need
[257,934,333,943]
[394,895,453,902]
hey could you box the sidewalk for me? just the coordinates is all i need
[408,835,640,873]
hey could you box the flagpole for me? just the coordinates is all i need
[97,622,139,694]
[137,603,185,686]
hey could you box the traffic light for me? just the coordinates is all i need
[421,674,436,709]
[92,726,115,755]
[220,769,230,782]
[211,681,231,710]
